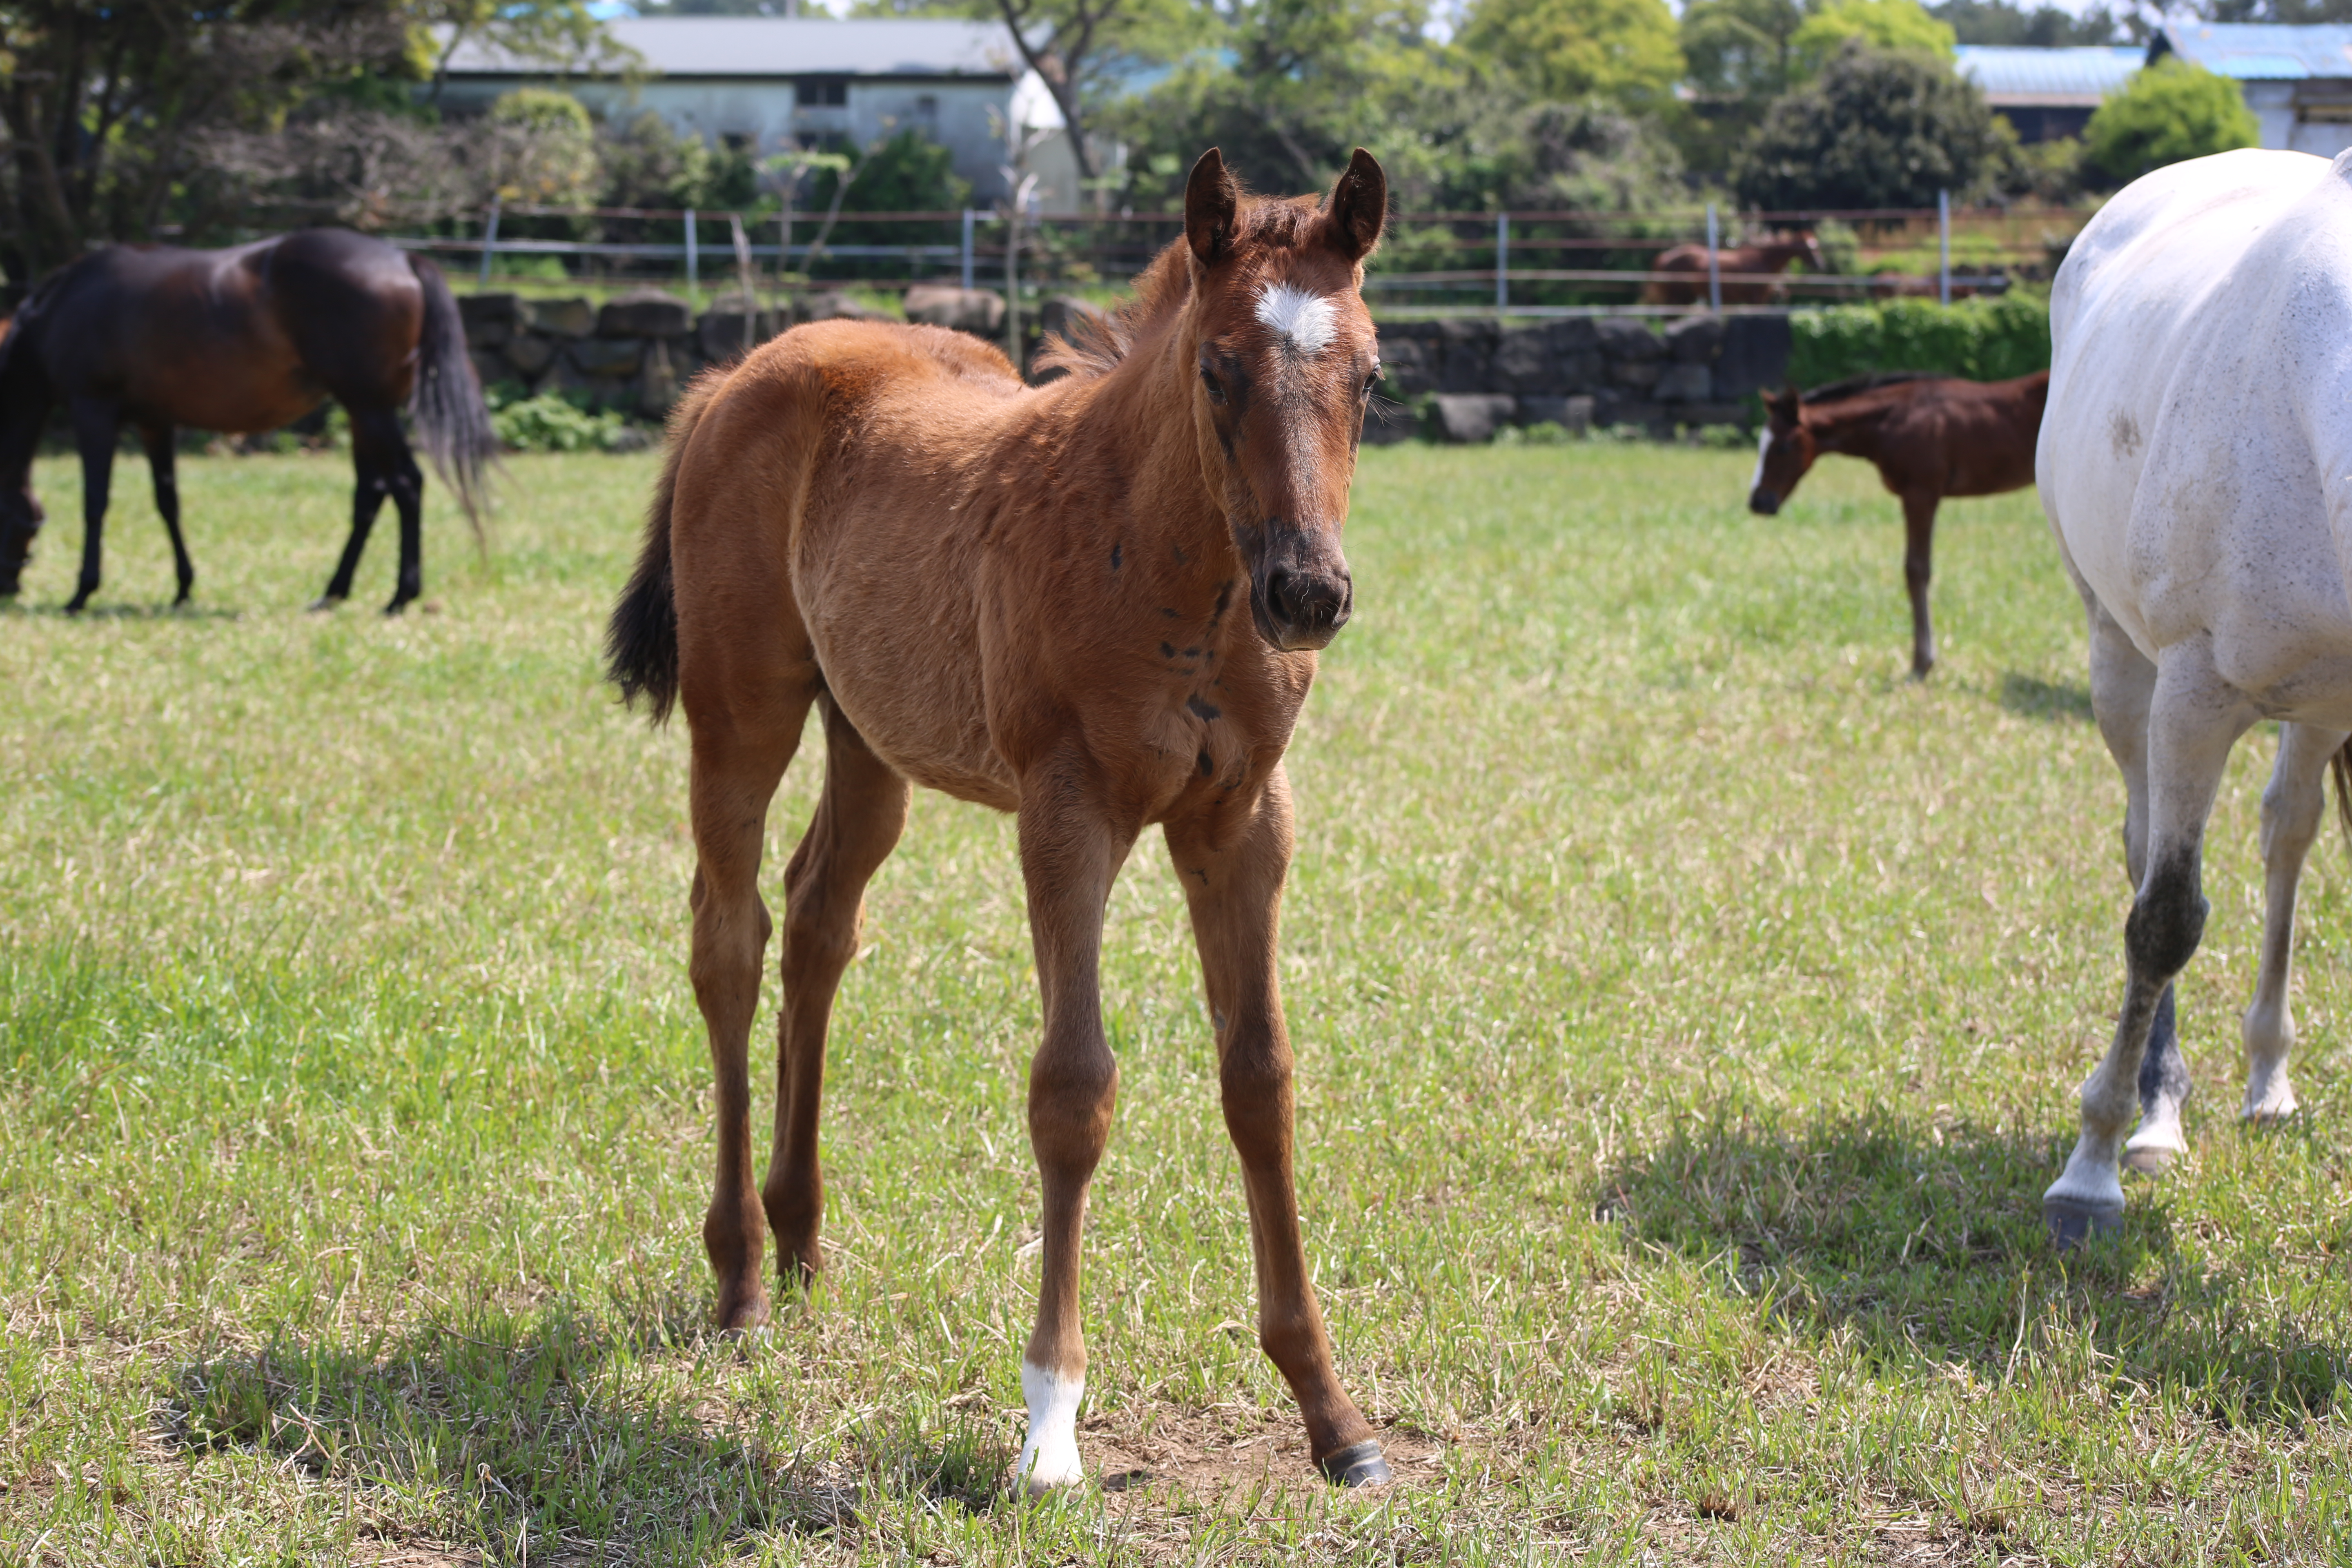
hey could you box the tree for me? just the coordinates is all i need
[417,0,630,101]
[1928,0,2129,45]
[1789,0,1953,75]
[1733,41,2003,210]
[1456,0,1684,111]
[476,87,601,205]
[987,0,1198,208]
[2084,57,2259,187]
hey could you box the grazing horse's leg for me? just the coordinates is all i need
[1166,768,1388,1488]
[761,695,910,1287]
[65,396,120,615]
[684,642,820,1332]
[319,408,394,611]
[1011,773,1135,1494]
[1900,490,1939,679]
[2047,619,2256,1247]
[140,424,194,606]
[2238,722,2343,1123]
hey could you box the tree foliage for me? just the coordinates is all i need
[1457,0,1684,111]
[1789,0,1953,75]
[1927,0,2129,45]
[1732,41,2003,210]
[2084,57,2259,187]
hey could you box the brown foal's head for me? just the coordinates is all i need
[1748,385,1815,515]
[1183,146,1387,653]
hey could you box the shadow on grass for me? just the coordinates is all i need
[0,599,243,621]
[1596,1102,2350,1420]
[1998,671,2094,723]
[164,1299,1009,1560]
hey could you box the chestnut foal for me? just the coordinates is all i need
[1747,371,2049,678]
[605,148,1394,1493]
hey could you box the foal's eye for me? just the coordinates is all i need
[1361,368,1383,399]
[1200,366,1226,404]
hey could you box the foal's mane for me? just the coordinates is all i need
[1033,192,1339,383]
[1802,370,1937,404]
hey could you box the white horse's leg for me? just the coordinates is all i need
[2240,722,2343,1122]
[2047,630,2256,1247]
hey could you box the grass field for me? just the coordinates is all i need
[1,440,2347,1566]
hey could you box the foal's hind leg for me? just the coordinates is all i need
[686,664,819,1331]
[65,396,120,614]
[1900,490,1940,679]
[761,696,910,1287]
[140,424,194,606]
[1166,770,1387,1487]
[2239,721,2343,1123]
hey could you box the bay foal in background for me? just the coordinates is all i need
[1746,371,2049,678]
[606,148,1394,1492]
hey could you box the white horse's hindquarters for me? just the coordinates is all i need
[2041,149,2352,709]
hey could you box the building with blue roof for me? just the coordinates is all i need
[1955,45,2144,142]
[2149,23,2352,157]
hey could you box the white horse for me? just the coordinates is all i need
[2037,147,2352,1248]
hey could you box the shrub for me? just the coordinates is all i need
[1790,0,1955,76]
[2084,58,2258,188]
[1788,293,2050,387]
[480,88,600,207]
[489,392,629,453]
[1733,42,2004,210]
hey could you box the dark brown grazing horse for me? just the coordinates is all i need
[0,229,495,614]
[1644,232,1826,305]
[605,148,1393,1494]
[1748,370,2049,678]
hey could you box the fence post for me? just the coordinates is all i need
[1705,202,1720,314]
[1495,211,1509,317]
[684,207,698,301]
[1938,189,1951,307]
[962,208,976,291]
[478,198,501,287]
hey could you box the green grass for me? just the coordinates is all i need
[1,441,2347,1565]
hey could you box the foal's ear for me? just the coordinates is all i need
[1767,384,1802,427]
[1322,149,1387,263]
[1186,148,1241,267]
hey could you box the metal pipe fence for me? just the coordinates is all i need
[381,195,2083,313]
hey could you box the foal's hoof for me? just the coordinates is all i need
[1316,1440,1392,1488]
[2044,1197,2124,1254]
[2120,1144,2175,1176]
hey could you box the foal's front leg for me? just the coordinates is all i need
[1166,769,1387,1486]
[1900,490,1940,679]
[1012,774,1134,1493]
[65,396,120,615]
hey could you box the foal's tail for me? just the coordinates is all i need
[605,369,726,725]
[405,254,499,536]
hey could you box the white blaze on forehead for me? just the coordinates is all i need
[1749,424,1773,492]
[1254,281,1338,354]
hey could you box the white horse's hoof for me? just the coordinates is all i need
[2120,1144,2175,1175]
[2044,1196,2124,1253]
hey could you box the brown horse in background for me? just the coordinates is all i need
[1748,370,2048,678]
[1644,232,1826,305]
[0,229,495,614]
[604,148,1394,1494]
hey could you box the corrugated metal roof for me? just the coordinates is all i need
[1955,45,2143,103]
[2153,23,2352,80]
[442,17,1027,79]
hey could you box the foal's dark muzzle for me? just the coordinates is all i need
[1249,525,1352,652]
[1748,487,1780,516]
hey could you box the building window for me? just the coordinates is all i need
[797,78,848,107]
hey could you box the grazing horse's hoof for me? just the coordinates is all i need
[2119,1144,2175,1176]
[1316,1440,1392,1488]
[306,595,344,613]
[2043,1197,2124,1253]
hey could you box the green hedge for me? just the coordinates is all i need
[1788,294,2050,389]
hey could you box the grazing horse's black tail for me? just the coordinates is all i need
[405,254,498,535]
[605,370,724,725]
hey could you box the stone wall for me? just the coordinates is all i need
[1368,313,1791,443]
[456,287,1792,442]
